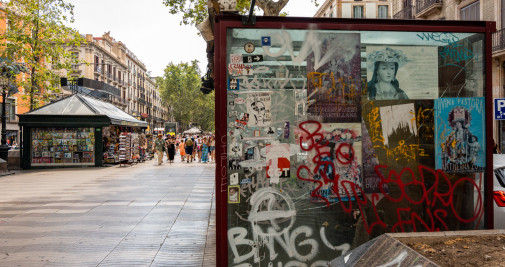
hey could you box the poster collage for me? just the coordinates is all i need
[226,30,485,203]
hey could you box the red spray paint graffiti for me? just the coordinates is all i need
[297,121,483,234]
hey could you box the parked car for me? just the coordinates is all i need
[493,154,505,229]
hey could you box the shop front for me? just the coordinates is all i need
[18,94,147,169]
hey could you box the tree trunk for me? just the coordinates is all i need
[30,67,36,111]
[256,0,289,16]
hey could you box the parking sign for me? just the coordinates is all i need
[495,98,505,119]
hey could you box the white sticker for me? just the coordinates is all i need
[230,173,239,185]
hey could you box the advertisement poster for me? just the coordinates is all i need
[366,45,438,100]
[246,92,272,127]
[298,123,362,201]
[306,33,361,122]
[435,97,485,173]
[266,143,291,183]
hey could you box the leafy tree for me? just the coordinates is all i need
[158,61,215,132]
[163,0,318,26]
[0,0,85,110]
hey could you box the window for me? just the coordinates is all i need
[353,6,364,18]
[378,5,388,18]
[460,1,480,21]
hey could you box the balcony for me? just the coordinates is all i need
[393,6,414,19]
[415,0,442,18]
[493,28,505,53]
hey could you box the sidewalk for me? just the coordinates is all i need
[0,155,216,266]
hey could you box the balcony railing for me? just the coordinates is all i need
[416,0,442,17]
[393,6,414,19]
[493,28,505,52]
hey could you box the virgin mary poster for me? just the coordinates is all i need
[435,97,485,173]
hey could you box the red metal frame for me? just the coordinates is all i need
[214,15,496,266]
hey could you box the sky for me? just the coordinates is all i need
[66,0,320,77]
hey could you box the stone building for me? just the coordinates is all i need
[315,0,392,19]
[60,32,168,131]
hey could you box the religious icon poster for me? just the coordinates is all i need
[435,97,485,173]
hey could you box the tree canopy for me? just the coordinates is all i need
[0,0,85,110]
[163,0,319,26]
[158,61,215,132]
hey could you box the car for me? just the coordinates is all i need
[493,154,505,229]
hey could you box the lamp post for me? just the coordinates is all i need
[0,72,11,162]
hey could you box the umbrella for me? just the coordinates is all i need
[183,127,203,134]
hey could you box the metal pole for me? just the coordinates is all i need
[0,86,9,162]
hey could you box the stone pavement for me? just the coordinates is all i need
[0,155,216,266]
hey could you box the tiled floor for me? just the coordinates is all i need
[0,157,216,266]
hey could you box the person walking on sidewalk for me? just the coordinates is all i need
[184,135,194,163]
[201,137,209,163]
[209,135,215,163]
[154,134,165,165]
[166,135,176,163]
[179,138,186,162]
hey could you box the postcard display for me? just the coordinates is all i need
[118,133,132,163]
[221,26,490,266]
[31,128,95,166]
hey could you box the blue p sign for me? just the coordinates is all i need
[495,99,505,120]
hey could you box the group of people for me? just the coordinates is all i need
[154,133,216,165]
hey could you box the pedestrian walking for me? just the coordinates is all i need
[154,134,165,165]
[166,135,176,163]
[209,135,215,163]
[184,135,194,163]
[201,137,209,163]
[179,139,186,162]
[192,136,198,162]
[197,137,202,162]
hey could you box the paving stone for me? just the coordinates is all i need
[0,160,216,265]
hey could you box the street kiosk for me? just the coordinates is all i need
[214,15,496,266]
[18,93,147,169]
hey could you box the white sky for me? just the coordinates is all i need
[66,0,319,77]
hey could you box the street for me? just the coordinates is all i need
[0,156,216,266]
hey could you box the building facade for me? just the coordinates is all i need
[315,0,392,19]
[392,0,505,148]
[61,32,168,133]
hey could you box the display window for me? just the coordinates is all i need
[31,127,95,166]
[218,18,491,266]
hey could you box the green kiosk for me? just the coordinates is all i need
[18,94,147,169]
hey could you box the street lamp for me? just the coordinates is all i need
[0,71,11,162]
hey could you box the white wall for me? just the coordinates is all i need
[366,3,376,18]
[342,4,352,18]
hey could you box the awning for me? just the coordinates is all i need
[18,94,147,128]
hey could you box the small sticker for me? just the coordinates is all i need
[261,36,271,46]
[228,100,235,106]
[229,159,241,170]
[240,178,252,184]
[228,93,238,98]
[230,173,239,185]
[228,110,239,117]
[284,121,290,139]
[234,97,245,104]
[228,186,240,203]
[228,78,239,90]
[234,113,249,129]
[244,42,255,53]
[254,130,260,137]
[230,54,243,63]
[228,64,253,76]
[243,55,263,63]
